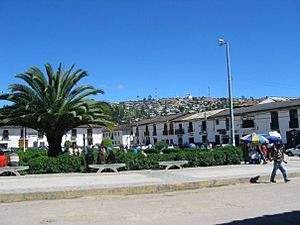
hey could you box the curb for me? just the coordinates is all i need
[1,172,300,203]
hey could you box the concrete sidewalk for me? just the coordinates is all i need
[1,157,300,203]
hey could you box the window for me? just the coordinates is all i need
[289,109,299,128]
[202,136,207,143]
[71,129,77,139]
[87,128,93,137]
[242,119,255,128]
[178,137,183,146]
[179,124,183,130]
[270,111,279,130]
[226,118,229,130]
[153,124,157,136]
[215,135,220,144]
[188,122,193,132]
[201,121,207,131]
[2,130,9,140]
[145,126,150,136]
[163,123,168,135]
[38,132,44,139]
[153,138,157,144]
[216,119,219,125]
[20,129,27,138]
[169,123,174,135]
[189,137,194,144]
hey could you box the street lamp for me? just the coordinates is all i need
[218,38,235,146]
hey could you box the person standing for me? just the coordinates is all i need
[98,146,106,164]
[261,143,268,160]
[107,147,116,164]
[270,143,290,183]
[0,150,8,167]
[85,149,94,172]
[8,150,19,166]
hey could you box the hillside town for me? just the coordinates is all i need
[1,96,300,150]
[111,95,270,124]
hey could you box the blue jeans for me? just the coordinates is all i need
[271,161,288,181]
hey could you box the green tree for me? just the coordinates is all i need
[64,140,72,148]
[155,140,168,150]
[101,138,112,147]
[0,64,113,157]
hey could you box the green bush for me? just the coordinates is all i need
[154,140,168,150]
[18,149,48,166]
[20,146,242,174]
[28,153,84,174]
[101,138,112,147]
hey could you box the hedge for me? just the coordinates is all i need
[16,146,242,174]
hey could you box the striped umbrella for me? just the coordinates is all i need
[240,133,269,143]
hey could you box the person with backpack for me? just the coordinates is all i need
[270,143,290,183]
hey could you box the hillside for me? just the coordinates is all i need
[111,96,260,124]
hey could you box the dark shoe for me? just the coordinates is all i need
[270,180,276,183]
[285,179,291,183]
[263,161,268,164]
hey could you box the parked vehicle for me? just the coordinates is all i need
[285,144,300,157]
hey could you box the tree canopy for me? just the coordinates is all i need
[0,63,113,156]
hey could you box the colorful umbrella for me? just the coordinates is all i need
[266,131,282,143]
[240,133,269,143]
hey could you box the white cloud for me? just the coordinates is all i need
[116,84,125,89]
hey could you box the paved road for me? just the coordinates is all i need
[1,156,300,203]
[1,177,300,225]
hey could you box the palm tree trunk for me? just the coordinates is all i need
[47,135,63,157]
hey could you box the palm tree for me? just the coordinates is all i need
[0,63,113,157]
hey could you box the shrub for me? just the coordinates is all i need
[22,146,242,174]
[101,138,112,147]
[154,141,168,150]
[64,140,72,148]
[18,149,47,166]
[28,153,84,174]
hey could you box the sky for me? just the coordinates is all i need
[0,0,299,104]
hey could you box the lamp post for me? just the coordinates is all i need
[218,38,235,146]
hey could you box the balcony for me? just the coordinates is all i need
[152,131,157,136]
[163,130,168,135]
[168,130,174,135]
[175,129,185,135]
[144,131,150,136]
[188,128,194,133]
[135,132,139,137]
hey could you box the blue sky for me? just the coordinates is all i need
[0,0,299,104]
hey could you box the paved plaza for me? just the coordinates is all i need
[1,157,300,203]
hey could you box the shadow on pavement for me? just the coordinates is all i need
[217,210,300,225]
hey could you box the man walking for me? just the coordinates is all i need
[270,143,290,183]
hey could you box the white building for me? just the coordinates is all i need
[133,114,186,146]
[102,124,133,148]
[0,125,103,149]
[131,99,300,147]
